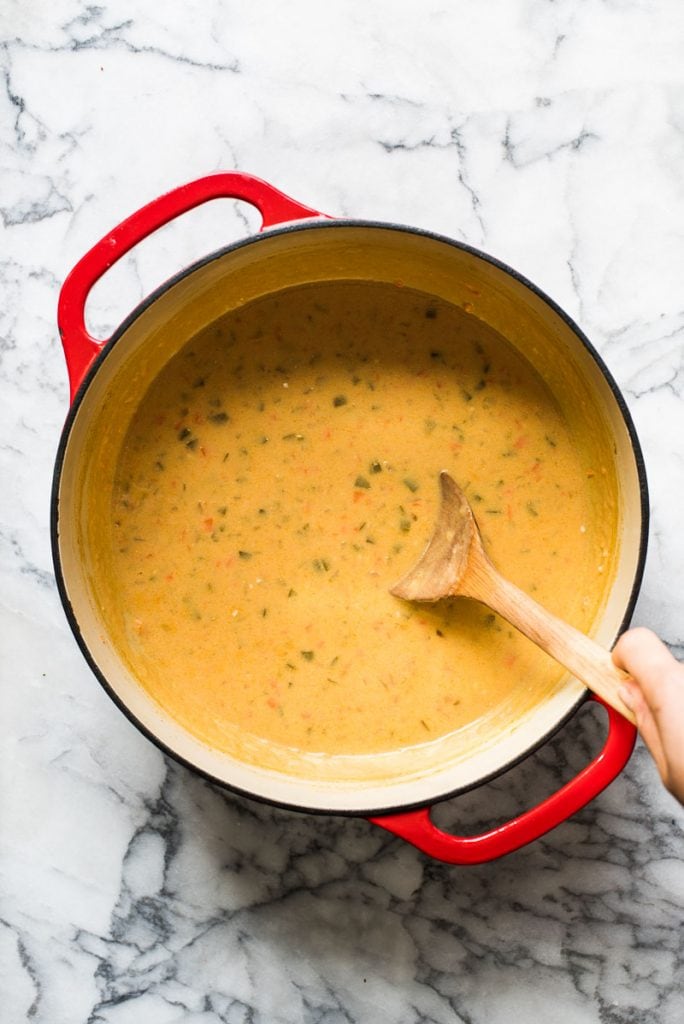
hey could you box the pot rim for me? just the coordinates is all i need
[51,217,650,817]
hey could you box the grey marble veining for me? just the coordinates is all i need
[2,2,684,1021]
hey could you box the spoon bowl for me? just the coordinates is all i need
[391,471,636,724]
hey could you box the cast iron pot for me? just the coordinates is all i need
[52,172,648,864]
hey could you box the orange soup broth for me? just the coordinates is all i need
[105,282,617,758]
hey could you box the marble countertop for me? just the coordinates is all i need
[3,2,684,1021]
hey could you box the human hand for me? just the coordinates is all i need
[612,627,684,805]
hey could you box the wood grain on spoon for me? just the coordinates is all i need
[390,471,636,724]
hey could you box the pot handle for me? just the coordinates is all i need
[369,694,636,865]
[57,172,326,400]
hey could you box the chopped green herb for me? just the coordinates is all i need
[186,438,198,450]
[425,307,438,319]
[333,395,348,407]
[238,550,253,559]
[354,475,370,489]
[545,435,557,447]
[312,558,330,572]
[178,427,192,441]
[403,477,419,493]
[369,460,383,474]
[282,433,305,441]
[399,517,411,532]
[208,411,229,424]
[217,506,227,516]
[300,650,314,661]
[526,501,539,517]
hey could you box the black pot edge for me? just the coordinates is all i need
[50,217,650,819]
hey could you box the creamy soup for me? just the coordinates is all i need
[107,281,616,758]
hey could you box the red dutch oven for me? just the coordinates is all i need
[52,172,648,864]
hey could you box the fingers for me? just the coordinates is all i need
[612,626,671,677]
[612,627,684,720]
[618,680,669,782]
[612,628,684,803]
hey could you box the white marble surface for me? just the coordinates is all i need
[2,1,684,1021]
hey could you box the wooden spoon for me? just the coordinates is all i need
[390,471,635,724]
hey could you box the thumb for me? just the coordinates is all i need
[612,627,683,728]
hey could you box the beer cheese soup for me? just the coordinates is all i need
[107,282,617,759]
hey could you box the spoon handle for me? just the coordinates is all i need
[465,555,636,724]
